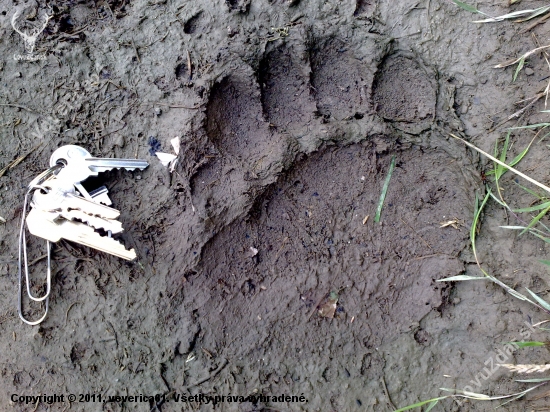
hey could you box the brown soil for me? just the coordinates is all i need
[1,0,550,411]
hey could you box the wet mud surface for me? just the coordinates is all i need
[0,0,550,411]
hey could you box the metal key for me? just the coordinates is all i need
[31,176,121,221]
[30,176,123,233]
[49,145,149,186]
[89,185,112,206]
[52,209,123,233]
[26,208,137,260]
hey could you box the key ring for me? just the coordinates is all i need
[17,146,147,325]
[18,164,61,325]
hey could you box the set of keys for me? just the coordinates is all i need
[18,145,149,325]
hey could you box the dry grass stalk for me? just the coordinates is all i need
[500,364,550,373]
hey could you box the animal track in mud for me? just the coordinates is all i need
[226,0,250,13]
[259,43,316,133]
[373,54,436,123]
[206,73,277,160]
[192,69,288,218]
[192,142,473,361]
[310,38,366,119]
[354,0,376,17]
[183,11,203,34]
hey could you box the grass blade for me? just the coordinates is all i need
[495,45,550,68]
[513,181,544,200]
[540,260,550,266]
[394,397,448,412]
[519,204,550,235]
[450,133,550,195]
[508,135,536,168]
[374,156,395,223]
[513,201,550,213]
[489,191,508,207]
[510,123,550,129]
[437,275,487,281]
[526,288,550,312]
[530,231,550,244]
[471,191,491,260]
[451,0,482,14]
[516,378,550,383]
[500,226,549,236]
[507,341,547,348]
[473,6,550,23]
[498,392,528,408]
[495,132,511,180]
[425,400,439,412]
[440,388,491,399]
[441,383,549,401]
[500,225,529,230]
[513,57,525,82]
[474,10,535,23]
[515,6,550,22]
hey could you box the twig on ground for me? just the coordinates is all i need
[381,376,397,410]
[0,103,39,113]
[0,143,42,178]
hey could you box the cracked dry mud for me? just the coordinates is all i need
[1,0,550,411]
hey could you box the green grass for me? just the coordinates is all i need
[450,0,550,23]
[395,133,550,411]
[374,155,395,223]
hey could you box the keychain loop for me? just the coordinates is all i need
[17,164,61,325]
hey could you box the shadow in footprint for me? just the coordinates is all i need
[226,0,250,13]
[354,0,376,17]
[310,38,365,120]
[190,68,287,229]
[259,42,316,135]
[183,11,204,34]
[191,140,475,363]
[373,53,436,133]
[206,73,277,160]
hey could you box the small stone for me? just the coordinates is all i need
[14,72,21,78]
[525,68,535,76]
[460,105,468,115]
[154,107,162,116]
[453,298,461,305]
[135,175,142,180]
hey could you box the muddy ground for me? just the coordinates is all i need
[1,0,550,411]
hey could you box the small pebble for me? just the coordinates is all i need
[14,72,21,78]
[154,107,162,116]
[525,68,534,76]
